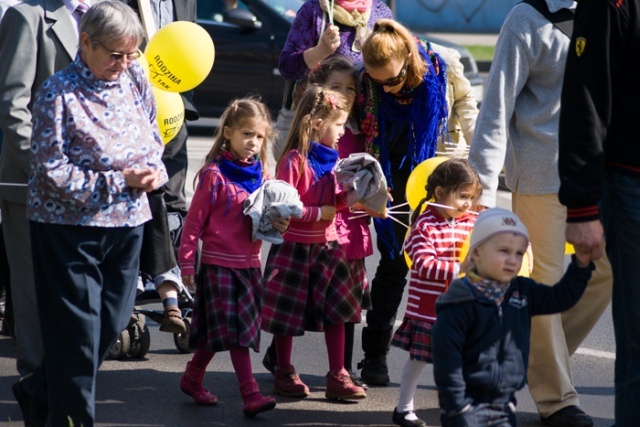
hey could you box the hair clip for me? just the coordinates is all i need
[326,95,338,110]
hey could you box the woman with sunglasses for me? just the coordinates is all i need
[16,2,167,426]
[355,18,450,397]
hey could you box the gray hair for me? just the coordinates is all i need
[80,1,145,46]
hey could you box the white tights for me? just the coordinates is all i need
[396,357,427,419]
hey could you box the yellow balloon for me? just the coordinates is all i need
[405,157,449,210]
[565,242,575,255]
[145,21,215,92]
[152,86,185,144]
[136,52,150,80]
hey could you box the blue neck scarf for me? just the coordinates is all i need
[217,151,263,194]
[307,141,339,181]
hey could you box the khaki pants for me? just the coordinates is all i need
[512,193,612,417]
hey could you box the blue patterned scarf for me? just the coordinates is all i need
[217,151,263,194]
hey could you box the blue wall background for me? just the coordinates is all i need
[394,0,520,34]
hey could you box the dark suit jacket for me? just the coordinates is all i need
[0,0,77,203]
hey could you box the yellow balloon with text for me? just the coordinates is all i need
[144,21,215,92]
[136,53,150,80]
[405,157,449,210]
[152,86,184,144]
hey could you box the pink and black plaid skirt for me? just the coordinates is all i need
[391,317,434,363]
[189,264,263,353]
[261,240,360,336]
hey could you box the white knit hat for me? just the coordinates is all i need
[469,207,529,252]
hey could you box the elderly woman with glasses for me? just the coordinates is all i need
[14,2,166,426]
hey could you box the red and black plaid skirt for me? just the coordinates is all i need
[189,264,262,353]
[261,240,360,336]
[391,317,434,363]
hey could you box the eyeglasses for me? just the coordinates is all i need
[369,55,409,87]
[98,43,141,62]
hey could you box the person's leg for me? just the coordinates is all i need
[324,322,366,400]
[180,348,218,405]
[602,170,640,425]
[513,194,588,421]
[361,192,410,384]
[273,335,309,397]
[230,347,275,416]
[394,358,427,426]
[31,223,141,427]
[0,221,14,337]
[2,200,42,375]
[140,190,186,333]
[98,226,145,362]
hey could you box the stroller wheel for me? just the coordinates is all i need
[129,318,151,358]
[174,317,192,354]
[108,329,131,359]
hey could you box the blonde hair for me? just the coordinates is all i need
[196,97,273,185]
[362,19,426,89]
[277,85,350,170]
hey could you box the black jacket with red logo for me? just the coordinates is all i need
[558,0,640,222]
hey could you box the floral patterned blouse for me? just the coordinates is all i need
[27,56,167,227]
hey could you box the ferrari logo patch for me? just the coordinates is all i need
[576,37,587,57]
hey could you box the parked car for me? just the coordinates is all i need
[193,0,484,118]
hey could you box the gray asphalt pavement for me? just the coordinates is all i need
[0,132,615,426]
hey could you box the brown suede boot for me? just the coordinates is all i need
[239,379,276,417]
[160,305,186,334]
[180,361,218,405]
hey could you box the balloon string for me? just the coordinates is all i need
[387,201,409,211]
[425,201,478,215]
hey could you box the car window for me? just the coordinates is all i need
[198,0,249,22]
[258,0,303,22]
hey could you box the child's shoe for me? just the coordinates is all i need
[180,361,218,405]
[273,365,310,397]
[325,368,367,400]
[240,379,276,417]
[160,305,186,334]
[392,408,427,426]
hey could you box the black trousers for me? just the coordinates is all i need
[30,222,143,427]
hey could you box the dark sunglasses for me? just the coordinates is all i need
[369,55,409,87]
[98,43,142,62]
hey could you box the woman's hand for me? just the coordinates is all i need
[124,168,163,192]
[182,275,195,293]
[320,205,337,221]
[303,25,340,69]
[270,216,290,233]
[319,25,340,56]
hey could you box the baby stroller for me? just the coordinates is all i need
[107,210,194,359]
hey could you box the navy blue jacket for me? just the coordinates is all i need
[432,256,593,421]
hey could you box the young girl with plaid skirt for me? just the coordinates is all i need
[391,158,481,427]
[177,98,289,417]
[262,56,374,388]
[262,84,367,401]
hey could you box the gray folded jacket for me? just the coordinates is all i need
[335,153,388,214]
[243,180,303,244]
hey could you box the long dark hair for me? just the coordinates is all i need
[410,158,482,225]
